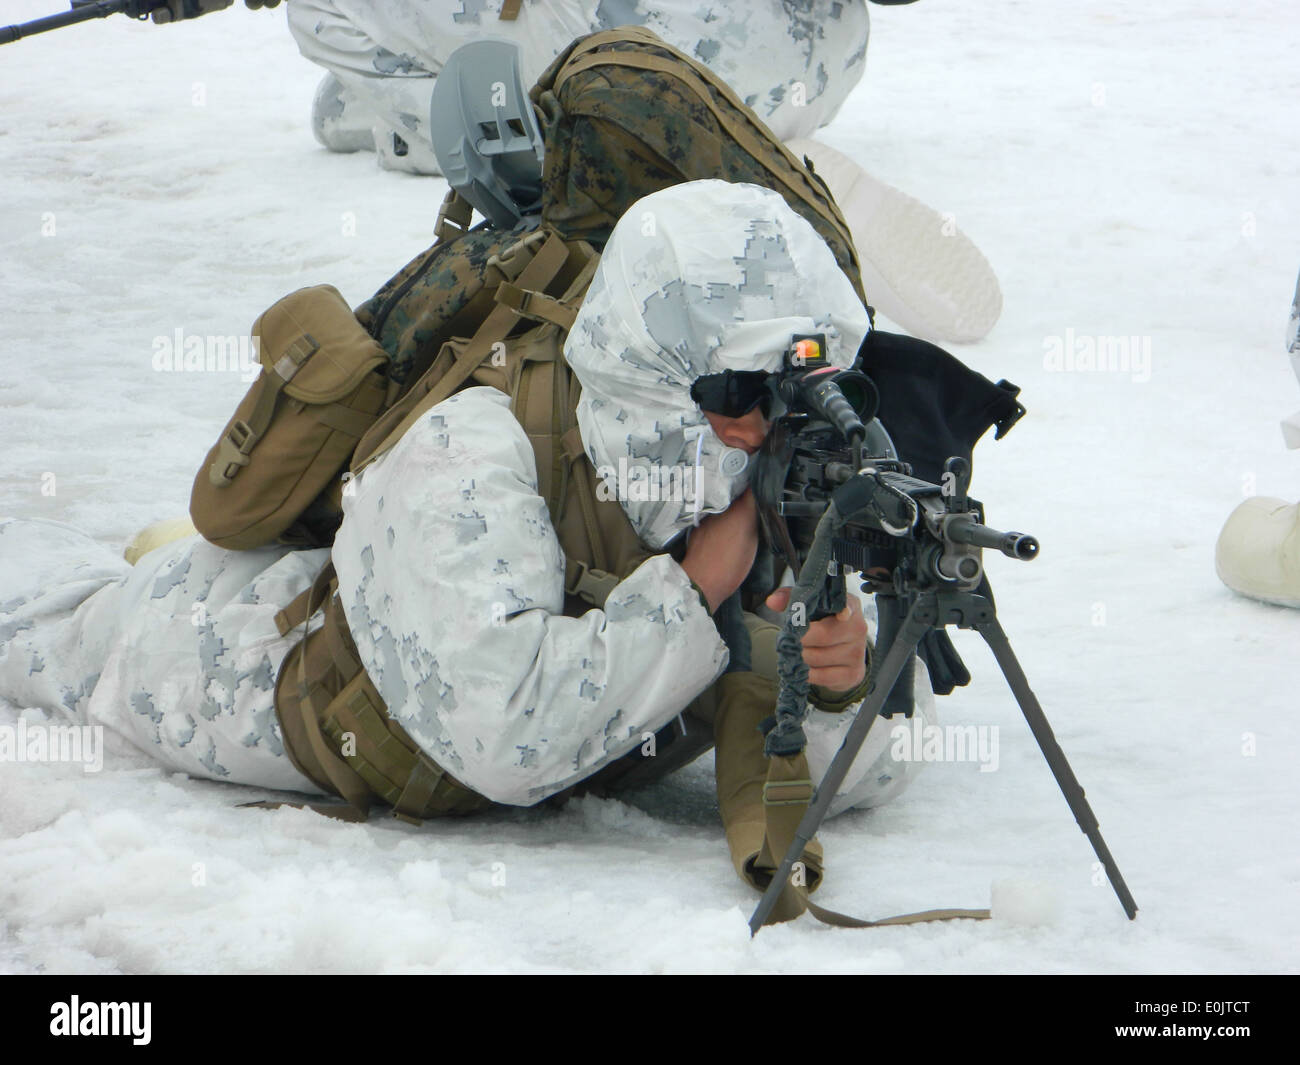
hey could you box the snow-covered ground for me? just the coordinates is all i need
[1,0,1297,974]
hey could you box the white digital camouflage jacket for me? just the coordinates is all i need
[333,181,875,807]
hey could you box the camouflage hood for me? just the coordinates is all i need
[564,179,872,548]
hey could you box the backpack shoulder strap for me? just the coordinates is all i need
[350,229,572,476]
[494,281,578,332]
[434,189,475,244]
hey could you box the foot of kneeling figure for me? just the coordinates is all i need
[1214,264,1300,609]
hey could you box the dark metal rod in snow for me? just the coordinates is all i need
[1,2,133,46]
[975,611,1139,920]
[750,588,1139,933]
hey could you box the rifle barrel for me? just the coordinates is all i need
[946,517,1039,560]
[1,1,132,46]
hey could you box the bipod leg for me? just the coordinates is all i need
[972,605,1139,920]
[748,593,935,935]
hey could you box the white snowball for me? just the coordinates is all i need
[990,877,1064,927]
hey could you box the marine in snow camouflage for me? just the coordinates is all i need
[333,182,916,807]
[0,184,930,813]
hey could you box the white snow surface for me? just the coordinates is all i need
[1,0,1298,974]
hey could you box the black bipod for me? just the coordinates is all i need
[749,583,1139,934]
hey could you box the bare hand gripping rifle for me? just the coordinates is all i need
[748,334,1138,933]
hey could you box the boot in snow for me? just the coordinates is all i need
[1215,265,1300,608]
[124,517,197,565]
[789,137,1003,345]
[1216,498,1300,608]
[311,73,380,154]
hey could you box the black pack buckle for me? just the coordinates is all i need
[992,380,1026,440]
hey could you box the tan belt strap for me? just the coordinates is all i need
[297,681,374,816]
[393,758,443,822]
[290,568,374,816]
[494,281,579,331]
[275,582,317,637]
[759,757,991,929]
[275,560,337,638]
[322,595,363,679]
[499,0,522,19]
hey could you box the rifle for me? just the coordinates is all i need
[747,334,1138,932]
[0,1,249,46]
[3,2,152,45]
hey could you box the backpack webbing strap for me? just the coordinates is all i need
[565,559,620,607]
[351,231,571,477]
[275,581,317,637]
[494,281,579,331]
[549,33,862,299]
[434,189,474,243]
[209,331,319,487]
[511,343,562,514]
[757,758,992,930]
[499,0,521,19]
[560,425,609,572]
[289,566,375,816]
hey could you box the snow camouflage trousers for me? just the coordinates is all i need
[0,518,329,795]
[287,0,869,158]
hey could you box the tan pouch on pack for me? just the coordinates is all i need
[190,285,390,550]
